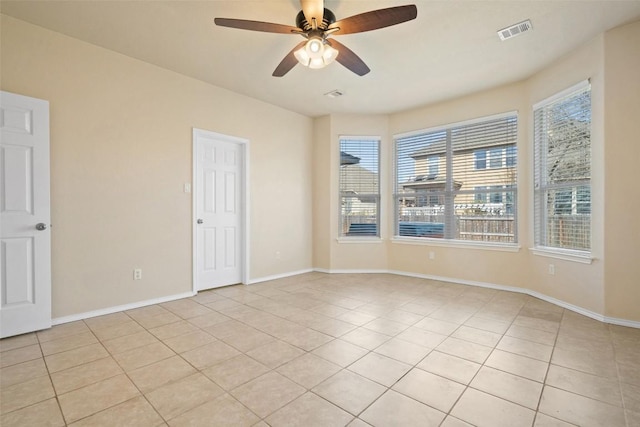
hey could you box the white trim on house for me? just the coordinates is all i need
[529,246,594,264]
[391,237,521,252]
[247,269,315,285]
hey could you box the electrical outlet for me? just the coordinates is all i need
[548,264,555,275]
[429,251,435,260]
[133,268,142,280]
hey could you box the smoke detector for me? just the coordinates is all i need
[498,19,532,41]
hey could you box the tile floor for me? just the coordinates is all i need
[1,272,639,426]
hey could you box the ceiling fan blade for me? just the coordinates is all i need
[300,0,324,26]
[273,40,307,77]
[330,5,417,35]
[328,39,370,76]
[214,18,299,34]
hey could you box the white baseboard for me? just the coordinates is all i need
[247,268,315,285]
[313,268,389,274]
[52,291,196,326]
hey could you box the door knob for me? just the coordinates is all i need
[197,219,203,224]
[35,223,47,231]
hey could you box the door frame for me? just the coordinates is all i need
[192,128,250,293]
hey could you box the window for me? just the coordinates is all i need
[427,156,439,177]
[534,81,591,252]
[506,146,517,167]
[395,113,518,243]
[339,137,380,237]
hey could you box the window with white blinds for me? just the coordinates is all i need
[534,81,591,252]
[339,137,380,237]
[395,113,518,243]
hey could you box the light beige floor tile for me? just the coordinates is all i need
[441,416,475,427]
[551,347,618,378]
[311,339,368,367]
[373,337,431,365]
[348,352,411,387]
[337,311,377,326]
[126,304,171,319]
[0,333,38,352]
[452,325,502,347]
[618,361,640,386]
[36,322,90,343]
[417,350,481,385]
[429,307,475,325]
[45,342,109,373]
[149,320,200,340]
[312,370,386,416]
[414,317,459,335]
[276,353,341,389]
[1,374,55,413]
[393,368,465,412]
[113,341,175,371]
[84,312,131,330]
[496,335,553,362]
[397,326,448,348]
[347,418,372,427]
[437,336,492,364]
[168,393,259,427]
[161,330,216,354]
[555,333,614,354]
[470,366,543,409]
[245,340,305,369]
[146,373,224,420]
[533,413,578,426]
[513,316,560,334]
[340,327,391,350]
[362,318,409,336]
[464,316,511,334]
[230,371,305,418]
[0,358,48,387]
[70,395,164,427]
[621,381,640,413]
[57,374,139,424]
[0,398,64,427]
[220,327,275,353]
[202,354,270,391]
[181,340,240,369]
[279,328,333,351]
[128,355,196,393]
[546,364,622,406]
[101,330,159,354]
[312,303,351,318]
[539,386,626,427]
[40,332,98,356]
[485,349,549,382]
[1,344,42,368]
[506,324,557,346]
[451,388,535,427]
[381,309,424,326]
[134,312,182,329]
[51,356,123,394]
[186,311,230,328]
[266,392,354,427]
[90,320,145,341]
[626,410,640,427]
[360,390,446,426]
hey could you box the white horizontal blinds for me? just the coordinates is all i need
[339,138,380,237]
[395,113,518,242]
[451,115,518,243]
[534,83,591,251]
[395,130,447,238]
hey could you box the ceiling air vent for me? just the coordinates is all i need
[498,19,532,41]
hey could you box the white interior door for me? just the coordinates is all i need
[194,129,245,291]
[0,91,51,338]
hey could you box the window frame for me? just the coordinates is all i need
[338,136,381,241]
[393,111,519,248]
[533,80,592,256]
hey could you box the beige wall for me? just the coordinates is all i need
[1,15,313,318]
[603,21,640,320]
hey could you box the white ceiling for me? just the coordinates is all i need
[2,1,640,117]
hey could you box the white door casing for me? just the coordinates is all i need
[193,129,248,291]
[0,91,51,338]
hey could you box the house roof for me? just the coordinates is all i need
[2,1,639,117]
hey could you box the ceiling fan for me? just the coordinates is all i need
[214,0,417,77]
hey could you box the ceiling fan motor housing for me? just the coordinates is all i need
[296,8,336,31]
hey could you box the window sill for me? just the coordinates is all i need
[529,247,593,264]
[336,237,384,244]
[391,237,520,252]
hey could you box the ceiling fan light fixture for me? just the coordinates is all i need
[294,37,338,69]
